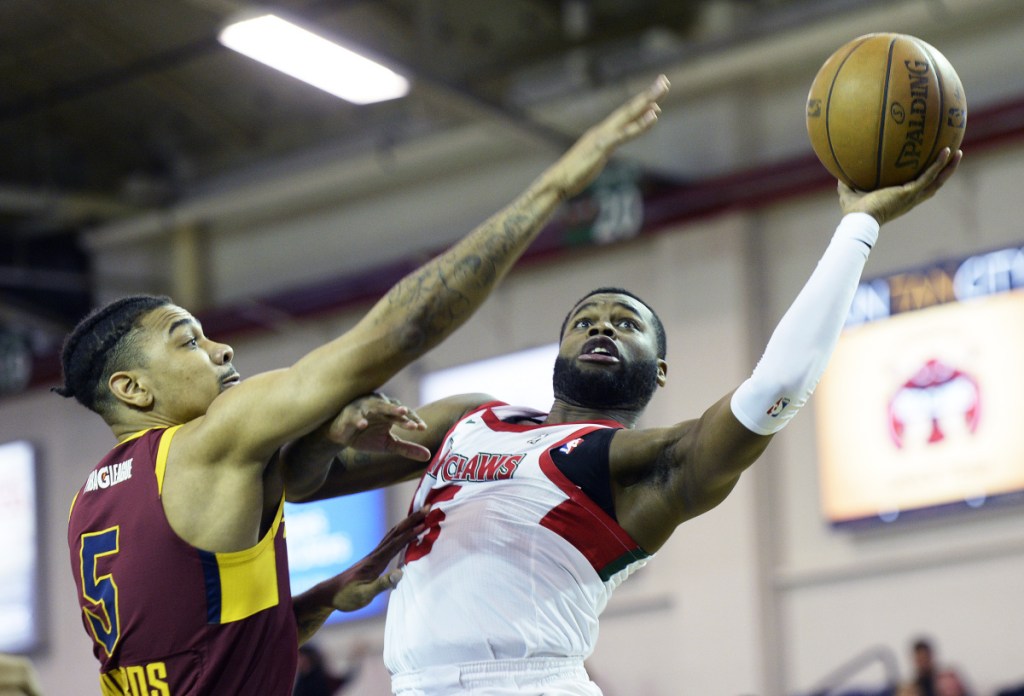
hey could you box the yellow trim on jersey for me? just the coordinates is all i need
[68,490,80,522]
[71,427,162,521]
[119,427,158,445]
[212,495,284,623]
[154,425,183,496]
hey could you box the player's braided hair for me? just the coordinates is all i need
[52,294,172,417]
[560,287,667,359]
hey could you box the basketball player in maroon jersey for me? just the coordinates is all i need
[60,76,670,696]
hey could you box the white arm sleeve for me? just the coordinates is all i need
[730,212,880,435]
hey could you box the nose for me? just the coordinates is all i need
[587,321,615,337]
[212,341,234,365]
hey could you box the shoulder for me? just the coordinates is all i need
[420,393,496,423]
[608,420,699,477]
[409,393,496,447]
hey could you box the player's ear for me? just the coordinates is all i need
[109,371,153,409]
[657,359,667,387]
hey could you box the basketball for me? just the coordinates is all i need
[806,33,967,191]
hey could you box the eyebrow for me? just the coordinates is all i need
[572,300,643,318]
[167,317,199,337]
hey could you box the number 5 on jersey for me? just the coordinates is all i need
[79,527,121,656]
[404,486,459,563]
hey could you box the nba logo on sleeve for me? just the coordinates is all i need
[559,438,583,455]
[766,397,790,418]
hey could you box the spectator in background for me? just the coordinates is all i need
[898,637,971,696]
[0,654,44,696]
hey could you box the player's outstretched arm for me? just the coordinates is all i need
[612,150,961,552]
[321,74,671,386]
[195,76,671,468]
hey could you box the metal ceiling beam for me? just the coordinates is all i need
[0,266,89,293]
[0,184,137,235]
[0,38,222,123]
[0,294,76,336]
[81,0,1006,252]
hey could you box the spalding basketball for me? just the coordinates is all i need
[806,33,966,191]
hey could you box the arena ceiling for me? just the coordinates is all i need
[0,0,873,320]
[1,0,1018,392]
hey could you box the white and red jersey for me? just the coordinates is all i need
[383,402,651,676]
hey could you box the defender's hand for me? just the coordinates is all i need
[549,75,670,201]
[325,392,430,462]
[330,507,430,612]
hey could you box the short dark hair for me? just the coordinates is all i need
[913,638,934,653]
[53,294,172,418]
[559,287,667,359]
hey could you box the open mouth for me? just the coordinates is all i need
[578,336,620,364]
[221,371,241,388]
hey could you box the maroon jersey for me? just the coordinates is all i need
[68,426,297,695]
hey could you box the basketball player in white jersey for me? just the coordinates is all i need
[292,147,962,695]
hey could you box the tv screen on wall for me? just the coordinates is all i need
[0,440,40,652]
[815,242,1024,527]
[419,343,558,408]
[284,489,389,625]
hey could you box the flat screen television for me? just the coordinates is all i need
[815,242,1024,527]
[0,440,40,652]
[285,489,389,624]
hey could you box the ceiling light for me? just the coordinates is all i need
[218,14,410,105]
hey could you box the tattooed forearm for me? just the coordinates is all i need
[347,77,667,382]
[380,192,558,355]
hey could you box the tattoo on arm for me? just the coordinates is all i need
[376,196,548,355]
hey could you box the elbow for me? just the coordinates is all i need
[283,468,331,503]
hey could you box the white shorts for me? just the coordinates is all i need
[391,657,603,696]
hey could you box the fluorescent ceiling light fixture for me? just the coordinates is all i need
[219,14,409,105]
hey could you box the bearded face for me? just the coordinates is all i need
[552,354,660,411]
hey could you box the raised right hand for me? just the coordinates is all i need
[839,147,962,225]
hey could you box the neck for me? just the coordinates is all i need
[110,412,181,442]
[544,398,640,428]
